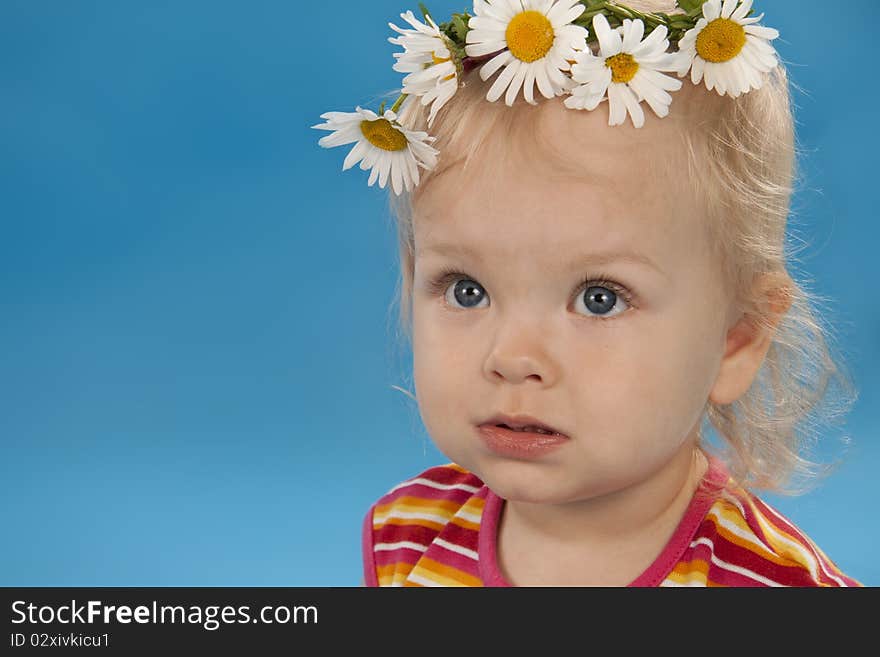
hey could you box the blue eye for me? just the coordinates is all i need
[446,277,488,309]
[575,284,631,319]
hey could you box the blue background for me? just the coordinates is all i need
[2,0,877,586]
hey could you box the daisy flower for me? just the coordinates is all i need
[464,0,589,106]
[564,13,684,128]
[312,106,439,196]
[388,10,461,127]
[675,0,780,98]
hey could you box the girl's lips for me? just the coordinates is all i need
[477,424,569,460]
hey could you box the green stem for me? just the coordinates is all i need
[390,94,408,114]
[573,2,696,44]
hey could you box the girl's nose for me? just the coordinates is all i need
[482,328,558,386]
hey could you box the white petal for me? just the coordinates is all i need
[732,0,754,21]
[478,0,518,23]
[406,147,421,187]
[523,64,538,104]
[727,57,748,96]
[377,154,392,189]
[342,139,369,171]
[481,50,515,81]
[547,0,586,28]
[740,40,775,75]
[555,24,589,50]
[673,51,695,77]
[468,15,507,31]
[315,110,359,124]
[739,12,766,26]
[391,154,404,196]
[318,127,362,149]
[703,0,722,21]
[743,24,779,41]
[690,56,705,84]
[747,33,778,57]
[621,19,645,53]
[367,161,380,186]
[607,84,628,125]
[505,62,529,106]
[399,153,413,193]
[637,67,682,93]
[486,60,521,102]
[628,74,670,115]
[546,64,570,93]
[536,64,555,98]
[465,38,508,57]
[620,85,645,128]
[360,148,378,172]
[631,24,668,59]
[721,0,738,19]
[533,0,554,15]
[593,13,621,57]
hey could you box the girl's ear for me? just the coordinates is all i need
[709,272,794,406]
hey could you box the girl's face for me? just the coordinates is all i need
[410,98,735,505]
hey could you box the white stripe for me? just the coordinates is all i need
[407,572,452,587]
[690,537,786,587]
[373,509,450,525]
[661,579,705,587]
[754,500,847,587]
[707,506,772,554]
[374,540,428,553]
[721,490,848,587]
[386,477,481,495]
[455,509,482,524]
[434,538,479,561]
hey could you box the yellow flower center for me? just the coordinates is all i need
[605,53,639,83]
[423,52,456,81]
[360,118,408,152]
[695,17,747,63]
[506,11,555,63]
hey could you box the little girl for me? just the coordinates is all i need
[314,0,860,586]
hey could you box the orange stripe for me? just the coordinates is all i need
[410,557,482,587]
[666,558,710,585]
[377,562,415,586]
[374,495,463,515]
[449,515,480,532]
[376,517,446,533]
[705,507,805,568]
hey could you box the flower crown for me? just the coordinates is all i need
[312,0,780,196]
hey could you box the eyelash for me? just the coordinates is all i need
[425,267,635,319]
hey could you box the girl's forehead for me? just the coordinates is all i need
[414,173,695,268]
[419,95,696,211]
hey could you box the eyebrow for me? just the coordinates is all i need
[417,242,666,277]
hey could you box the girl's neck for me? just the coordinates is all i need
[496,444,709,586]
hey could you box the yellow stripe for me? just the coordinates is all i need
[665,558,710,586]
[408,557,482,587]
[706,502,803,568]
[375,516,446,533]
[460,496,486,512]
[377,562,416,587]
[739,496,827,577]
[374,495,462,517]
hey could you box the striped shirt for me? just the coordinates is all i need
[361,458,861,587]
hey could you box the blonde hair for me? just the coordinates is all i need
[382,0,857,495]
